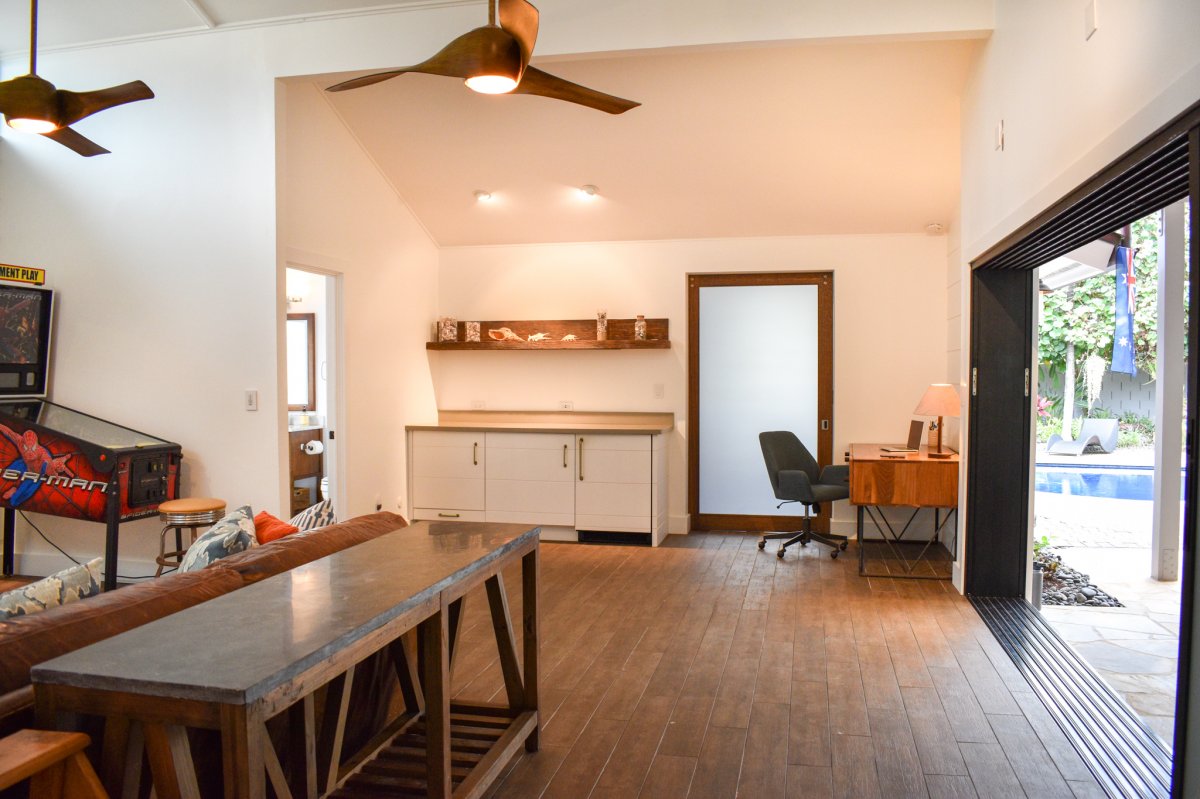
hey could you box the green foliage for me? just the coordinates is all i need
[1038,214,1163,383]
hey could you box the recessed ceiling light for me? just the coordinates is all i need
[578,185,599,200]
[474,190,493,202]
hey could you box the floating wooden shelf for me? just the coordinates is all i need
[427,318,670,350]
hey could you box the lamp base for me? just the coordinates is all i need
[927,451,954,459]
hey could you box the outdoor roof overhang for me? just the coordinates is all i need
[1037,234,1123,292]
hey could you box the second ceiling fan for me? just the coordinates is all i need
[327,0,639,115]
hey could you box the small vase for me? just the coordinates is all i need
[634,315,647,340]
[596,311,608,341]
[438,317,458,342]
[465,321,480,342]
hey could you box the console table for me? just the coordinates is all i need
[32,520,540,799]
[849,443,959,580]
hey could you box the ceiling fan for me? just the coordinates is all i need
[0,0,154,156]
[327,0,639,115]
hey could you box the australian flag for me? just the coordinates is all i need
[1111,245,1136,376]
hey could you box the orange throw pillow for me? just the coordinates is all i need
[254,510,299,545]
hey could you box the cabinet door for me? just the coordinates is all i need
[576,434,652,532]
[486,433,575,525]
[411,431,485,511]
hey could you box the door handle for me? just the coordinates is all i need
[578,437,584,481]
[473,442,478,466]
[563,444,568,468]
[438,512,460,518]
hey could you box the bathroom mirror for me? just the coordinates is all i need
[286,313,315,410]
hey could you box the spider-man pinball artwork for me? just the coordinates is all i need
[0,401,181,590]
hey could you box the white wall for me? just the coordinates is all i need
[961,0,1200,259]
[435,234,949,534]
[280,82,439,520]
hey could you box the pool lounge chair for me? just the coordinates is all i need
[1046,418,1119,456]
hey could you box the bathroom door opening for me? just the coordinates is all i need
[285,266,344,520]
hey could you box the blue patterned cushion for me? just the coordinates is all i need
[179,505,257,572]
[289,499,336,532]
[0,557,103,619]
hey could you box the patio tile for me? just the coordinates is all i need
[1071,641,1175,675]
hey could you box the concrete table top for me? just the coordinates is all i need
[32,521,539,705]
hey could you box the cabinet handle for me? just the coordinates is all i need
[563,444,568,468]
[438,512,460,518]
[473,442,478,466]
[578,437,584,481]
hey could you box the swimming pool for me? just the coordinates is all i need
[1035,466,1172,501]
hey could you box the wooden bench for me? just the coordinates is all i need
[0,729,107,798]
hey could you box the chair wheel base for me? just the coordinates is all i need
[758,540,766,550]
[840,541,849,551]
[830,550,839,559]
[777,548,786,559]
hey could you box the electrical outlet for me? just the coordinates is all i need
[470,399,486,410]
[244,390,258,411]
[653,383,665,399]
[557,400,574,411]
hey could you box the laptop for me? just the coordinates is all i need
[882,420,924,453]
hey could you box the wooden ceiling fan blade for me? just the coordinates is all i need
[513,66,640,114]
[43,126,109,157]
[327,27,520,93]
[498,0,539,71]
[57,80,154,126]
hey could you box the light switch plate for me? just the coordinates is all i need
[245,390,258,411]
[995,119,1005,151]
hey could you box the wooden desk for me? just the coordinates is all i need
[849,444,959,579]
[32,521,540,799]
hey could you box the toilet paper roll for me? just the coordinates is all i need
[302,440,325,456]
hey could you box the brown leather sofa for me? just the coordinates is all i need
[0,511,408,733]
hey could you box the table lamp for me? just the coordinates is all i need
[914,383,960,458]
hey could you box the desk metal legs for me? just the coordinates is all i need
[857,504,957,580]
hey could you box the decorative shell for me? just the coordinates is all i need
[561,334,578,341]
[527,332,550,342]
[488,327,522,341]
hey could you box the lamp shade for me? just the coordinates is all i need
[914,383,960,417]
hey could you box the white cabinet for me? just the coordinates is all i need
[485,433,575,526]
[408,428,667,545]
[410,430,485,521]
[575,434,652,534]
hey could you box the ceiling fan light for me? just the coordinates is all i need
[6,116,58,134]
[465,74,519,94]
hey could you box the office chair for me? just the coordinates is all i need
[758,431,850,559]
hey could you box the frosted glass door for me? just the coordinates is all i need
[698,284,821,516]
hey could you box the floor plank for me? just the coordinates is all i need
[457,536,1100,799]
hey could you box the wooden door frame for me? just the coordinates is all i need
[687,271,834,533]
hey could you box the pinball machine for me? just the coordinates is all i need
[0,284,182,590]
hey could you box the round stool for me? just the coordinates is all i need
[155,498,226,576]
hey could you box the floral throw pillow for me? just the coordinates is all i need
[179,505,257,572]
[289,499,336,532]
[0,557,103,619]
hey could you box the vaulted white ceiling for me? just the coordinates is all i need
[2,1,982,246]
[309,38,978,246]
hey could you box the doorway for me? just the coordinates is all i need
[687,272,833,533]
[965,110,1199,797]
[284,266,343,519]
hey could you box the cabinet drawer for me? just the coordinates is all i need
[412,443,484,478]
[487,479,575,524]
[412,476,484,510]
[412,431,482,448]
[486,432,573,450]
[413,507,486,522]
[577,481,651,519]
[577,449,651,484]
[576,433,651,451]
[575,512,651,533]
[487,443,575,482]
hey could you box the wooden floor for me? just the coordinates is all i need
[442,533,1108,799]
